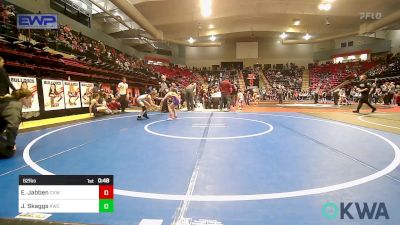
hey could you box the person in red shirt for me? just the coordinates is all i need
[219,76,232,111]
[107,98,121,114]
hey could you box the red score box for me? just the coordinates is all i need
[99,185,114,199]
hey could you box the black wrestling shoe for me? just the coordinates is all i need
[143,111,149,119]
[372,108,376,113]
[352,110,360,113]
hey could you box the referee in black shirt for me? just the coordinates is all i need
[353,75,376,113]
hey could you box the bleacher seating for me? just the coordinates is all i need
[367,54,400,82]
[264,66,303,90]
[310,61,376,91]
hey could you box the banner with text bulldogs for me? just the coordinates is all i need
[42,79,65,111]
[63,81,81,109]
[9,76,40,112]
[80,82,94,107]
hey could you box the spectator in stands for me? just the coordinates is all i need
[396,89,400,106]
[245,90,251,105]
[185,83,196,111]
[314,83,321,104]
[333,89,340,106]
[89,93,112,117]
[231,82,238,107]
[219,76,232,111]
[277,85,284,104]
[387,82,395,105]
[237,89,245,110]
[107,98,121,114]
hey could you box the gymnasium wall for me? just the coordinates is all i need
[386,30,400,54]
[313,36,391,61]
[185,39,314,68]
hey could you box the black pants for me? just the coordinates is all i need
[314,93,319,104]
[278,94,283,104]
[212,98,220,109]
[220,93,231,110]
[0,100,22,158]
[356,96,376,111]
[119,94,127,112]
[333,92,339,105]
[385,93,394,105]
[185,90,195,111]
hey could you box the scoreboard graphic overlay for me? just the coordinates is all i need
[19,175,114,213]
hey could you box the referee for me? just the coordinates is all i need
[118,77,128,113]
[353,75,376,113]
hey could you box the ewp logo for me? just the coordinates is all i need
[17,14,58,29]
[322,202,389,220]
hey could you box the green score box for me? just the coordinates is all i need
[99,199,114,213]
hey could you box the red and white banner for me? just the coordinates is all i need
[63,81,81,109]
[9,76,40,112]
[80,82,94,107]
[42,79,65,111]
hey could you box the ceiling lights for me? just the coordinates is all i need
[318,2,332,11]
[318,0,335,11]
[293,19,301,26]
[208,24,214,29]
[209,35,216,41]
[187,37,195,44]
[279,32,288,39]
[303,33,312,40]
[200,0,212,17]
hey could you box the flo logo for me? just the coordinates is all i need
[322,202,389,220]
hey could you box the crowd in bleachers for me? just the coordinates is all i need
[261,63,305,101]
[0,2,150,73]
[0,0,399,112]
[367,53,400,81]
[309,58,400,106]
[365,54,400,105]
[310,61,376,92]
[0,1,206,108]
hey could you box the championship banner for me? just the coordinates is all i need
[247,73,256,87]
[42,79,65,111]
[63,81,81,109]
[80,82,94,107]
[9,76,40,112]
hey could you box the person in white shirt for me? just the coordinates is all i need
[237,89,245,110]
[118,77,128,112]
